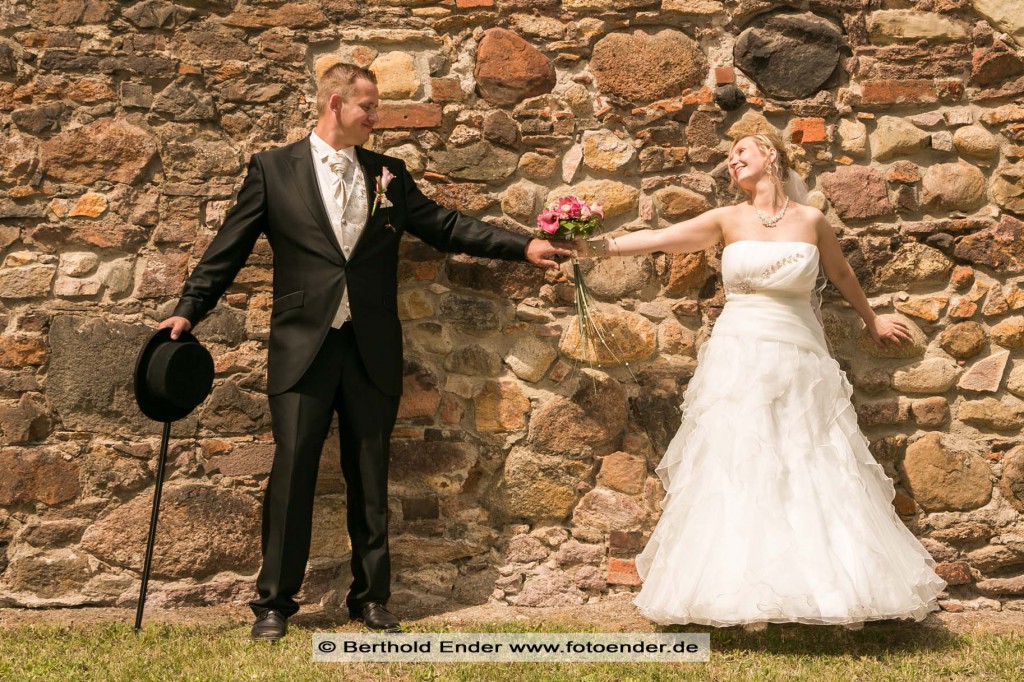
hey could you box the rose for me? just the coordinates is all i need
[372,167,395,217]
[536,209,560,235]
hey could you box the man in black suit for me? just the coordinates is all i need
[159,61,571,640]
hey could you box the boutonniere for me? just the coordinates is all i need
[371,166,395,231]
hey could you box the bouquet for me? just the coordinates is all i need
[536,196,604,240]
[535,196,629,372]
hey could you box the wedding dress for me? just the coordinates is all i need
[633,240,947,627]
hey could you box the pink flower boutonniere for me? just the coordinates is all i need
[372,167,395,230]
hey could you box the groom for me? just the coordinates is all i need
[159,61,571,640]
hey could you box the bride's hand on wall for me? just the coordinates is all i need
[868,315,913,347]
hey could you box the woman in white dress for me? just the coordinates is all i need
[578,132,947,629]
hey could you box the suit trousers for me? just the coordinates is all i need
[249,322,400,618]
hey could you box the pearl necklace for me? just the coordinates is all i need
[753,196,789,229]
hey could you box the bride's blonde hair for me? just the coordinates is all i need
[728,132,808,197]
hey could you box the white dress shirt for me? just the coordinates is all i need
[309,131,369,327]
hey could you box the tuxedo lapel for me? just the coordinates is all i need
[287,138,345,259]
[347,147,384,262]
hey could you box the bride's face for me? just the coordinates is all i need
[728,137,776,191]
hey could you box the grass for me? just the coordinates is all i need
[0,617,1021,682]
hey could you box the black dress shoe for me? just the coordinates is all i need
[251,609,287,642]
[350,602,402,632]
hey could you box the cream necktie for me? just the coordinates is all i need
[328,153,351,208]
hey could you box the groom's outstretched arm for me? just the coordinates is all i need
[171,155,269,327]
[396,161,571,267]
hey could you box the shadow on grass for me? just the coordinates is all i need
[660,621,961,656]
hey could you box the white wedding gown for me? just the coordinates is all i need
[634,240,947,627]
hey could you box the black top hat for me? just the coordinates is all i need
[133,327,215,423]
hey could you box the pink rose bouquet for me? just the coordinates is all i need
[535,196,604,240]
[534,196,636,375]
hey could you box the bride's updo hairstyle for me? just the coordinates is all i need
[728,131,810,201]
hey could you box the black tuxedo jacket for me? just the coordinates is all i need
[173,136,531,396]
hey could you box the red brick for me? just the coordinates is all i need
[682,85,714,106]
[860,79,937,106]
[936,79,964,103]
[456,0,494,6]
[714,66,735,85]
[788,117,827,144]
[893,491,918,516]
[935,561,972,586]
[430,77,465,103]
[376,102,443,130]
[607,557,641,586]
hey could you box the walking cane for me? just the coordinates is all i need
[135,421,172,632]
[132,327,214,633]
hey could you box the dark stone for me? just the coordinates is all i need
[120,82,153,109]
[0,41,17,74]
[635,123,684,146]
[390,439,478,495]
[483,111,519,148]
[198,381,270,435]
[38,50,101,72]
[630,364,687,454]
[954,214,1024,274]
[160,136,242,182]
[427,141,519,183]
[445,255,543,301]
[11,103,65,135]
[151,79,217,121]
[925,233,953,251]
[734,10,845,100]
[401,497,439,521]
[194,305,246,346]
[98,54,178,78]
[443,344,502,376]
[609,530,644,557]
[123,0,194,29]
[18,519,88,547]
[438,294,501,332]
[714,83,746,110]
[47,315,178,436]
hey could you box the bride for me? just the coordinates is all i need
[578,132,947,629]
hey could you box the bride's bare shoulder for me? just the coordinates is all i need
[792,202,825,224]
[711,203,743,222]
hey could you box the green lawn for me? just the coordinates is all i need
[0,618,1020,681]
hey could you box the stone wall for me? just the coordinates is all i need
[1,0,1023,614]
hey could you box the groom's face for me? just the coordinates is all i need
[333,78,380,145]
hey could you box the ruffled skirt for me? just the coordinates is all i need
[633,325,947,627]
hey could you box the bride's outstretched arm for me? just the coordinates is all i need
[579,207,726,257]
[814,210,913,346]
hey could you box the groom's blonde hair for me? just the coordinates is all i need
[314,56,377,115]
